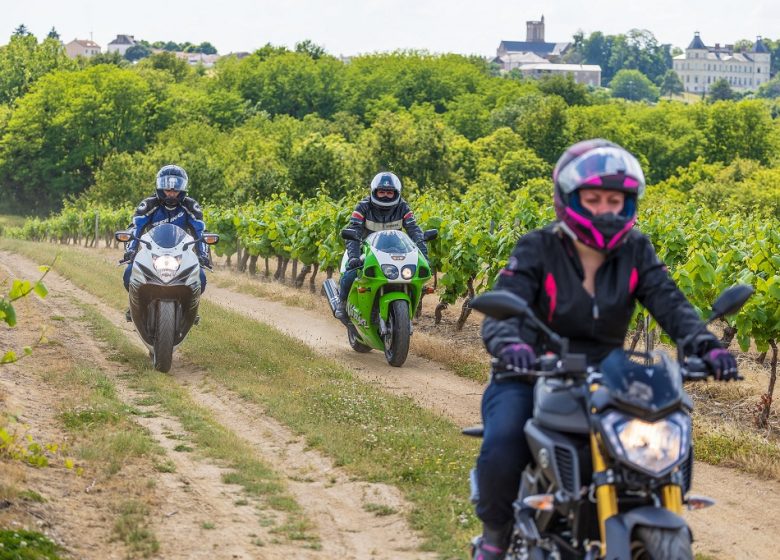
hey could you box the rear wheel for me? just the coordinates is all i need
[384,300,410,367]
[153,301,176,373]
[347,325,372,353]
[630,527,692,560]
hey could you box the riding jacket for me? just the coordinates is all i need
[127,196,207,257]
[344,196,426,260]
[482,223,720,365]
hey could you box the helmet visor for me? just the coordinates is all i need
[156,175,188,192]
[557,147,645,197]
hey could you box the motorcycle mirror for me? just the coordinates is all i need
[708,284,754,322]
[341,229,361,242]
[423,229,438,242]
[115,231,133,243]
[470,291,531,321]
[202,233,220,245]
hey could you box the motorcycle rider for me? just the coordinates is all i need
[334,171,428,321]
[471,139,739,560]
[122,165,211,294]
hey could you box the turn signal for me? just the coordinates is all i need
[686,496,715,511]
[522,494,555,512]
[424,286,436,295]
[357,287,370,293]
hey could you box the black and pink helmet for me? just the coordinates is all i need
[553,139,645,252]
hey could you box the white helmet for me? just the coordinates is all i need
[369,172,402,208]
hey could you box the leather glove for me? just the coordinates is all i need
[347,257,362,270]
[500,343,536,371]
[198,254,212,269]
[121,250,136,264]
[702,348,739,381]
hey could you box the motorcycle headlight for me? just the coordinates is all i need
[380,264,399,280]
[153,254,181,282]
[401,265,416,280]
[601,411,690,475]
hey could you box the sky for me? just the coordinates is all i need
[2,0,778,57]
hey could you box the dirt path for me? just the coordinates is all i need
[1,250,433,560]
[204,284,484,427]
[203,270,780,560]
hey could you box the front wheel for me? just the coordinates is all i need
[347,325,372,353]
[630,527,692,560]
[153,301,176,373]
[384,300,410,367]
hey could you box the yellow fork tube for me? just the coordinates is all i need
[590,431,618,557]
[662,484,683,515]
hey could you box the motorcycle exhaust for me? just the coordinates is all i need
[323,279,340,317]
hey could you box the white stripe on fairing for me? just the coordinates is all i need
[365,219,402,231]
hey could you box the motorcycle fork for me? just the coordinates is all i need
[661,484,683,515]
[590,431,617,557]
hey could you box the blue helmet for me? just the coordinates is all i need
[156,165,189,208]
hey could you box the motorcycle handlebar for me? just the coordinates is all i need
[491,354,741,382]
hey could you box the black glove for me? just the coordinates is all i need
[198,254,212,269]
[347,257,362,270]
[702,348,739,381]
[121,250,136,264]
[500,343,536,371]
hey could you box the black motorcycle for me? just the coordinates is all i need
[465,285,753,560]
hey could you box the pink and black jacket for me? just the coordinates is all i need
[344,196,426,260]
[482,224,720,366]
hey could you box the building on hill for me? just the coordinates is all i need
[64,39,101,58]
[673,32,772,93]
[517,63,602,87]
[492,16,599,85]
[106,34,137,56]
[494,15,571,66]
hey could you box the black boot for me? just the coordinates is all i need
[470,523,510,560]
[125,309,132,322]
[334,298,348,324]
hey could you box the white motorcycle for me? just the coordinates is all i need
[116,223,218,372]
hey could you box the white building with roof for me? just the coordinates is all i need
[517,63,602,87]
[673,32,771,93]
[64,38,101,58]
[106,34,137,56]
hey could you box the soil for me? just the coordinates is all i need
[0,250,433,560]
[3,246,780,559]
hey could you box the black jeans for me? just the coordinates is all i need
[476,379,535,528]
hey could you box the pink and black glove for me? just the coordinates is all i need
[500,343,536,371]
[702,348,739,381]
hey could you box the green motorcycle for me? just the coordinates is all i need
[324,228,437,367]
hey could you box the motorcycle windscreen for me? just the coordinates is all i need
[368,230,416,255]
[147,223,190,249]
[599,349,683,413]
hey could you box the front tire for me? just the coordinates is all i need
[384,300,410,367]
[153,301,176,373]
[630,527,692,560]
[347,325,372,353]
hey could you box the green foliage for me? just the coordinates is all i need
[1,261,52,363]
[659,70,684,98]
[0,530,63,559]
[610,69,659,101]
[708,78,734,102]
[124,43,152,61]
[0,65,172,211]
[568,29,672,85]
[0,33,74,103]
